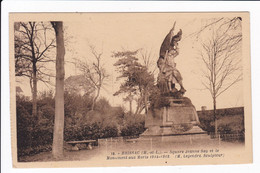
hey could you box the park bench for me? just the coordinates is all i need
[66,140,96,151]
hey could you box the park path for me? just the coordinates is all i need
[18,137,244,162]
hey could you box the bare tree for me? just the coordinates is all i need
[139,49,157,114]
[198,17,242,134]
[75,45,109,110]
[139,48,157,75]
[51,21,65,159]
[188,17,242,40]
[14,22,56,116]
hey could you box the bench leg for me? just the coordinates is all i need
[87,143,93,150]
[71,144,79,151]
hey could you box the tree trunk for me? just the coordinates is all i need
[29,23,37,117]
[129,100,132,115]
[91,87,100,111]
[134,100,140,115]
[213,97,218,135]
[32,61,37,117]
[144,91,148,115]
[52,22,65,159]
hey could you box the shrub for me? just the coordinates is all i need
[197,108,244,141]
[217,115,244,141]
[16,92,128,158]
[16,94,54,158]
[120,114,146,137]
[120,122,145,137]
[197,111,215,132]
[64,122,119,141]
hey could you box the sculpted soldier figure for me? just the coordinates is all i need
[157,23,186,94]
[141,23,202,137]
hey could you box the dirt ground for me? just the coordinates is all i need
[18,136,245,162]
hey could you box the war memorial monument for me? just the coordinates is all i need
[141,23,207,140]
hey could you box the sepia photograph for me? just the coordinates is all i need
[9,12,252,168]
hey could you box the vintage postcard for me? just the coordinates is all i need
[9,12,252,168]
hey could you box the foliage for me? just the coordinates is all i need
[197,108,244,141]
[119,113,146,137]
[217,115,244,133]
[197,111,215,132]
[64,75,95,96]
[149,85,170,110]
[113,50,155,115]
[16,92,134,159]
[16,95,54,158]
[64,91,92,123]
[120,122,146,137]
[64,122,118,141]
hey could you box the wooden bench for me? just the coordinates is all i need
[66,140,96,151]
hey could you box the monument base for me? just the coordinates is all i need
[139,132,211,144]
[140,97,207,137]
[140,125,206,137]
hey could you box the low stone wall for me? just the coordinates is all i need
[197,107,244,118]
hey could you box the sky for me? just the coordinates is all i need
[15,13,245,111]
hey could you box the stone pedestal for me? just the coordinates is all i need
[141,97,206,137]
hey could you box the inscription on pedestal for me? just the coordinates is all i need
[166,106,197,124]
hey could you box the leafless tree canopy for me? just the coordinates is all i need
[15,21,56,116]
[73,45,109,110]
[199,17,242,100]
[15,22,56,82]
[139,48,157,74]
